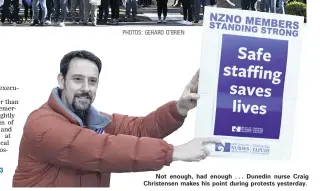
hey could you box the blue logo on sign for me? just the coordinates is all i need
[232,126,241,132]
[0,167,3,173]
[215,142,231,152]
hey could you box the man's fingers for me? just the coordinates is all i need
[202,140,221,145]
[189,69,200,85]
[200,137,221,145]
[190,83,198,93]
[200,148,210,160]
[202,149,209,158]
[204,147,210,156]
[187,93,200,101]
[186,82,198,94]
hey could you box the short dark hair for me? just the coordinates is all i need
[60,50,102,78]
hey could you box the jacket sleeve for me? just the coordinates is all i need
[104,101,186,139]
[22,113,174,173]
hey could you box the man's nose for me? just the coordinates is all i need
[82,81,90,92]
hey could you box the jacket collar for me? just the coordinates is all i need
[47,87,111,134]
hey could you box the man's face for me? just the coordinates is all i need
[59,58,99,113]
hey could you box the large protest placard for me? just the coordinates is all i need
[195,7,304,160]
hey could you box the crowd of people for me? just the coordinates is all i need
[0,0,304,26]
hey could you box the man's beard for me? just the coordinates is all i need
[72,92,93,122]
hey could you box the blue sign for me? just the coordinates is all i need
[214,34,288,139]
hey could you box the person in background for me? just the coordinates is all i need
[110,0,120,24]
[142,0,150,7]
[0,0,20,25]
[84,0,99,26]
[39,3,43,21]
[22,0,33,23]
[193,0,210,23]
[242,0,257,11]
[137,0,142,6]
[12,50,219,187]
[70,0,83,24]
[45,0,54,25]
[241,0,249,9]
[156,0,167,23]
[250,0,257,10]
[241,0,257,11]
[270,0,286,14]
[31,0,47,26]
[259,0,269,12]
[125,0,137,21]
[53,0,68,26]
[39,0,54,24]
[98,0,109,23]
[179,0,192,25]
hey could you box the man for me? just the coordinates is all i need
[12,50,219,187]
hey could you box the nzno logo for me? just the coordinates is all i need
[232,126,241,132]
[215,142,231,152]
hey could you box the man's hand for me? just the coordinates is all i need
[177,69,200,116]
[172,137,220,162]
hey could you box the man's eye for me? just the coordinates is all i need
[74,78,82,81]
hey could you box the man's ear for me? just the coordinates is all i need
[57,73,65,89]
